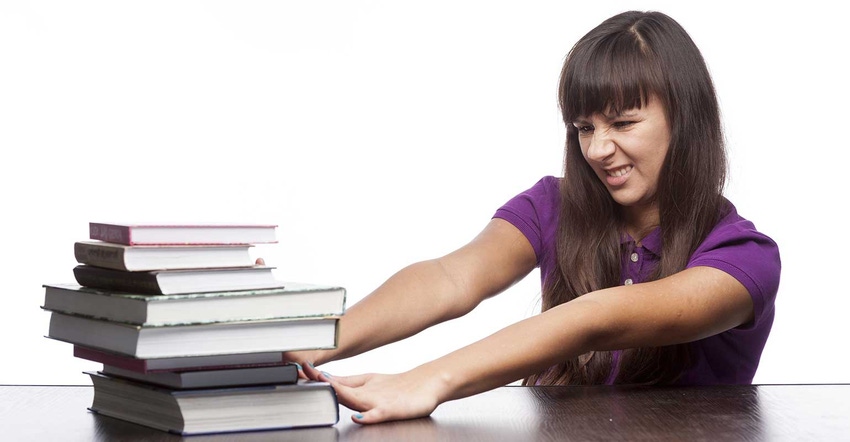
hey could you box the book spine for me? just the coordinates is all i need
[74,346,147,372]
[74,242,129,271]
[73,265,163,295]
[89,223,132,245]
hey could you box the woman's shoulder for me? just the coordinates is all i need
[526,175,561,192]
[498,176,561,211]
[525,175,562,202]
[708,199,778,248]
[538,175,562,187]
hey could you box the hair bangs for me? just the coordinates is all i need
[560,31,664,123]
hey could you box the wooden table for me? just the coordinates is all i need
[1,384,848,441]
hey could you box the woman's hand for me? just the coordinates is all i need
[303,364,445,425]
[282,350,327,379]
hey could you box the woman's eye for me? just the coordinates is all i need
[613,121,635,129]
[576,125,594,134]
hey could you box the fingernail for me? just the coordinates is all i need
[354,413,364,419]
[293,362,303,371]
[321,371,333,379]
[307,362,315,368]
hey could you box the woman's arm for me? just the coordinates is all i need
[309,265,754,424]
[289,218,538,367]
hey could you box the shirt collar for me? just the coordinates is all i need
[620,227,662,256]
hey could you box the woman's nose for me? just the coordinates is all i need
[585,130,616,162]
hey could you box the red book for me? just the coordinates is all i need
[89,222,278,245]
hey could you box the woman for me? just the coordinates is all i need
[288,10,781,424]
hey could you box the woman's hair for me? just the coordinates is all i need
[524,11,728,386]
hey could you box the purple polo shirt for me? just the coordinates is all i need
[493,176,781,385]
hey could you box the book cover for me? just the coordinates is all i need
[100,363,298,389]
[74,241,255,271]
[49,312,339,359]
[73,345,287,373]
[43,283,346,326]
[72,265,285,295]
[88,373,339,435]
[89,222,278,245]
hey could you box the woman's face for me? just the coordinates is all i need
[573,96,670,216]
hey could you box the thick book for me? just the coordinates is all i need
[100,363,299,389]
[48,312,339,359]
[72,265,285,295]
[43,283,346,326]
[88,373,338,435]
[89,222,278,245]
[74,345,287,373]
[74,241,255,271]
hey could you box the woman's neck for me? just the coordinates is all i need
[622,205,660,245]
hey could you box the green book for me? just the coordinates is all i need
[42,283,345,326]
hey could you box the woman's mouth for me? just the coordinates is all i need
[605,165,632,186]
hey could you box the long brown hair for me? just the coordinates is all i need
[524,11,728,386]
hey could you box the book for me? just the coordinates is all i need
[89,222,278,245]
[100,363,299,389]
[73,345,287,373]
[74,241,255,271]
[72,265,285,295]
[48,312,339,359]
[88,373,338,435]
[43,283,346,326]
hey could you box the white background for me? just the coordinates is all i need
[2,1,847,385]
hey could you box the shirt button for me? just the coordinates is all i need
[624,278,633,285]
[630,252,639,262]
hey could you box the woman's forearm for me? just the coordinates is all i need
[313,258,482,365]
[417,295,600,402]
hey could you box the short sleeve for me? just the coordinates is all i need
[687,208,781,329]
[492,176,560,266]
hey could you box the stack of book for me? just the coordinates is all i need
[42,222,345,435]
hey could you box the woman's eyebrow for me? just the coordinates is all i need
[572,109,640,124]
[603,109,639,119]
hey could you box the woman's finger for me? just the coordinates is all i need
[301,362,324,381]
[326,378,371,412]
[289,362,308,379]
[352,407,390,424]
[318,372,373,388]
